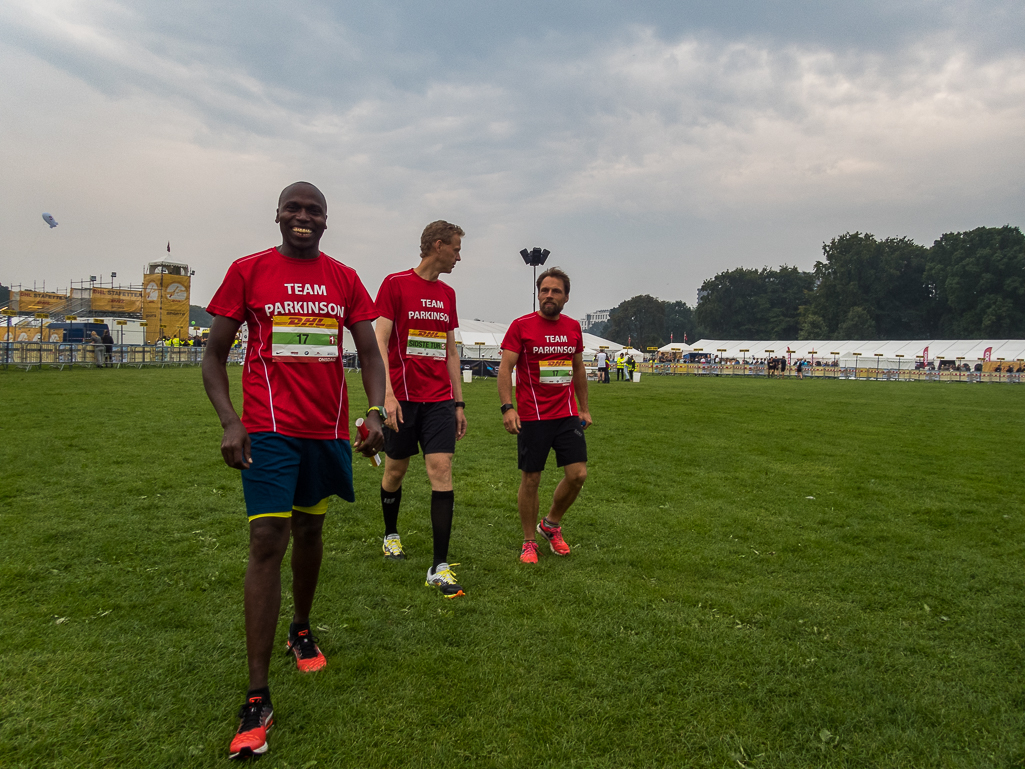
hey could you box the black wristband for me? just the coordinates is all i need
[500,403,515,414]
[454,401,466,409]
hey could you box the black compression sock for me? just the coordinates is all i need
[430,489,455,569]
[381,486,402,536]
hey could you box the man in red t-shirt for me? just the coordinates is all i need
[202,182,385,760]
[374,220,468,598]
[498,267,592,565]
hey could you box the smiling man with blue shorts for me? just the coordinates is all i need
[203,181,386,760]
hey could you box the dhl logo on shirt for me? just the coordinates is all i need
[277,316,334,328]
[538,359,572,384]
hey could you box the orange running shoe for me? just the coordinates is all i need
[285,627,327,673]
[520,540,539,564]
[229,694,273,760]
[537,519,570,556]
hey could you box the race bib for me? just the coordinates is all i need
[406,329,446,358]
[539,359,572,385]
[271,316,338,362]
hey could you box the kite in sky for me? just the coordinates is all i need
[42,213,58,228]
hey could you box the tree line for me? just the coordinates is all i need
[591,226,1025,348]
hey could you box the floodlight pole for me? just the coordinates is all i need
[519,247,550,313]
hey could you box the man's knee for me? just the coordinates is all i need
[383,456,410,490]
[290,512,325,548]
[520,471,542,491]
[248,518,291,563]
[424,453,453,489]
[564,463,587,488]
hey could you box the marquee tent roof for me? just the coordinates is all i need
[658,342,695,354]
[690,339,1025,366]
[453,318,620,359]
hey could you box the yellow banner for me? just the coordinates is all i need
[91,287,143,313]
[142,274,190,343]
[6,323,60,342]
[11,290,66,312]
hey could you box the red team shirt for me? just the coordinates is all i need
[206,248,378,440]
[501,312,584,421]
[375,269,458,403]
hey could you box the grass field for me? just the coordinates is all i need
[1,368,1023,768]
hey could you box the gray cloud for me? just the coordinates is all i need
[1,0,1022,320]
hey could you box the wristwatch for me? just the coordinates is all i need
[366,406,388,421]
[500,403,515,414]
[454,401,466,409]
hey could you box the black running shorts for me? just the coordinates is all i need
[517,415,587,473]
[384,400,457,459]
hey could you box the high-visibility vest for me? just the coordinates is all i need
[616,356,625,369]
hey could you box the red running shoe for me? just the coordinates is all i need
[537,519,570,556]
[229,694,273,760]
[520,540,539,564]
[286,628,327,673]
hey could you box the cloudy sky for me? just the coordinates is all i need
[2,0,1022,322]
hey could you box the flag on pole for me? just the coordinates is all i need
[167,241,171,253]
[984,346,992,361]
[923,346,929,366]
[684,333,688,343]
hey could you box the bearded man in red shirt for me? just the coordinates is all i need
[498,267,592,565]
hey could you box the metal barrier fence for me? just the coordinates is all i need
[0,342,237,369]
[0,342,353,370]
[636,361,1022,384]
[3,344,1019,385]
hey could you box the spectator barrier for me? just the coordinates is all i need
[638,361,1021,383]
[0,342,231,370]
[3,343,1019,385]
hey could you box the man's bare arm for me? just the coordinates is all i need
[201,315,250,468]
[498,348,521,434]
[352,319,386,456]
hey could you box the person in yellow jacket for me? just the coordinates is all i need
[615,353,626,381]
[626,355,637,381]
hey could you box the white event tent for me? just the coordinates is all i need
[454,318,621,359]
[688,339,1025,368]
[242,317,619,361]
[658,342,695,355]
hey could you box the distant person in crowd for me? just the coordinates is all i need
[373,219,467,599]
[596,349,609,383]
[202,181,385,761]
[626,354,637,380]
[796,359,804,379]
[101,329,114,366]
[615,352,626,381]
[89,330,104,367]
[499,266,591,565]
